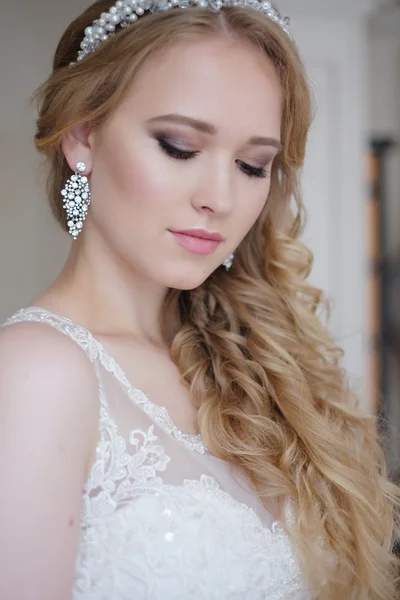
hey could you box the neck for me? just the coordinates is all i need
[36,233,168,345]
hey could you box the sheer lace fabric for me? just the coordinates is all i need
[4,307,312,600]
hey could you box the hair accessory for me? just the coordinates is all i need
[61,162,91,240]
[223,253,235,271]
[72,0,291,64]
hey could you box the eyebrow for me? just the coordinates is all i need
[146,113,283,151]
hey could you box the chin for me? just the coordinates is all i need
[161,265,216,291]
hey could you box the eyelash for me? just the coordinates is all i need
[157,138,269,179]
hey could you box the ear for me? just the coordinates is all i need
[61,124,94,175]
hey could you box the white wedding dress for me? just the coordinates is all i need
[4,307,313,600]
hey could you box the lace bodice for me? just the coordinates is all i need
[4,307,313,600]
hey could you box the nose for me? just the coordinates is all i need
[191,158,234,216]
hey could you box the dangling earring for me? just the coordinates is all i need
[61,162,91,240]
[223,253,235,271]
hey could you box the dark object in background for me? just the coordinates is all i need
[368,139,400,476]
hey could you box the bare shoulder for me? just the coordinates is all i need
[0,319,100,599]
[0,319,99,405]
[0,318,93,373]
[0,319,100,472]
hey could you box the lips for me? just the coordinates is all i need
[169,228,223,256]
[172,228,224,242]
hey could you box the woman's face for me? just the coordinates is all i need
[67,35,282,290]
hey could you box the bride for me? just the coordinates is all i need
[0,1,398,599]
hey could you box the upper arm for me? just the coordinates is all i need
[0,322,100,600]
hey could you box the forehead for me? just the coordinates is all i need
[116,36,282,140]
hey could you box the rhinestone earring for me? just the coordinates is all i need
[223,253,235,271]
[61,162,91,240]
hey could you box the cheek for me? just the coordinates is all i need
[237,184,271,233]
[111,148,163,207]
[91,135,178,225]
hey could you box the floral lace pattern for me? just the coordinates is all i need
[75,473,309,600]
[82,410,171,525]
[3,308,312,600]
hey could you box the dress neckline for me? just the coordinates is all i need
[7,306,206,455]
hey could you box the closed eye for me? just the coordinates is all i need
[236,160,269,179]
[157,137,270,179]
[157,138,199,160]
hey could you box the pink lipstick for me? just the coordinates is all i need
[169,228,223,256]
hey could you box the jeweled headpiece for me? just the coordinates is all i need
[73,0,291,64]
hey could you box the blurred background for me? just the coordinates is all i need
[0,0,399,472]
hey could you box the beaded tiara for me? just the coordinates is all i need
[73,0,291,63]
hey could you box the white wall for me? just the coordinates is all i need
[0,1,85,321]
[279,0,383,401]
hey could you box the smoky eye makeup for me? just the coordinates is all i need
[147,126,200,158]
[148,125,277,178]
[157,137,200,160]
[148,124,199,147]
[236,161,268,179]
[237,152,276,176]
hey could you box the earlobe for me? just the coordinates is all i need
[61,124,93,175]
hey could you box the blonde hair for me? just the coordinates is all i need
[33,1,400,597]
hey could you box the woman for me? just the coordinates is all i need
[0,1,398,599]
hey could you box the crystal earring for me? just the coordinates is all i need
[223,253,235,271]
[61,162,91,240]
